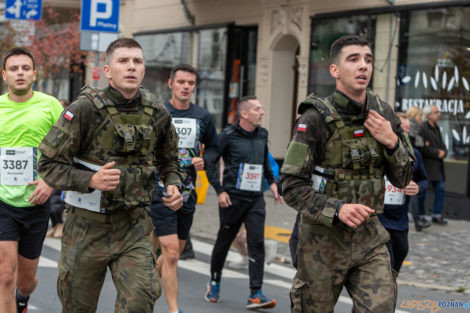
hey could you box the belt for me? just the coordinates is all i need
[71,207,130,223]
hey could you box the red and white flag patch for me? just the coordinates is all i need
[354,129,364,138]
[297,123,307,132]
[64,111,74,121]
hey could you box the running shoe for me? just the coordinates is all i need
[246,290,276,309]
[204,280,220,303]
[16,289,28,313]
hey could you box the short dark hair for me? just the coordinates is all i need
[106,38,142,63]
[2,47,35,70]
[330,35,371,64]
[170,64,198,81]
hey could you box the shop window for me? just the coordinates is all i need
[137,32,193,102]
[197,28,227,127]
[396,7,470,161]
[309,15,376,97]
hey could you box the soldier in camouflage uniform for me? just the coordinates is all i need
[281,35,414,313]
[37,38,184,313]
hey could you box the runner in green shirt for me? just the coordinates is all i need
[0,47,63,313]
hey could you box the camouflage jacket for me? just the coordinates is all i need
[38,85,184,211]
[281,90,414,226]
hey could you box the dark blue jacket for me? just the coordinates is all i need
[379,147,428,231]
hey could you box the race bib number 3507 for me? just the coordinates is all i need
[0,147,37,185]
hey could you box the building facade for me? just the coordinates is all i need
[119,0,470,217]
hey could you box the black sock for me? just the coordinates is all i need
[250,288,260,295]
[16,289,29,305]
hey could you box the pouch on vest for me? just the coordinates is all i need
[114,124,136,153]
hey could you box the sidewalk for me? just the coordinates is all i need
[191,187,470,294]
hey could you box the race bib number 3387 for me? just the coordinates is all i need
[0,147,37,185]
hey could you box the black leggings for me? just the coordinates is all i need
[385,228,409,273]
[210,195,266,292]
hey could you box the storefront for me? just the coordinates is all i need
[119,0,470,216]
[307,1,470,216]
[134,24,257,129]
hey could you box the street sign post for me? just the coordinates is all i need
[5,0,42,21]
[80,0,119,33]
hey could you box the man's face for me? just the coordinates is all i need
[330,44,373,96]
[104,47,145,97]
[2,54,36,96]
[401,118,410,134]
[241,99,265,128]
[428,106,441,124]
[168,70,196,103]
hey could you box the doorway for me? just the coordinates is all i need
[269,34,300,159]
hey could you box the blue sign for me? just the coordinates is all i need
[81,0,119,33]
[5,0,42,21]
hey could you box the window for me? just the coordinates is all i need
[309,15,376,96]
[396,6,470,160]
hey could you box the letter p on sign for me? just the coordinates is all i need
[90,0,112,26]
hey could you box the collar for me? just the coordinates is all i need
[234,120,258,136]
[333,90,365,116]
[105,86,142,107]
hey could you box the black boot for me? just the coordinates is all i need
[180,236,195,260]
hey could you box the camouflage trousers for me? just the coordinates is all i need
[290,215,395,313]
[57,207,161,313]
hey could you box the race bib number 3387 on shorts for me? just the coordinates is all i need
[0,147,37,185]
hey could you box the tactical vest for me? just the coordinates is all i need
[308,95,387,214]
[79,86,159,211]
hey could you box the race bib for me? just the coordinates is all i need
[236,163,263,192]
[64,158,104,213]
[0,147,37,185]
[384,176,405,205]
[172,118,197,149]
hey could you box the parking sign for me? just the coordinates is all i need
[81,0,119,33]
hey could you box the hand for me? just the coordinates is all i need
[218,192,232,208]
[364,110,398,149]
[89,162,121,191]
[191,157,205,171]
[162,185,183,211]
[404,180,419,196]
[438,149,446,159]
[269,183,283,205]
[28,180,54,205]
[338,203,375,228]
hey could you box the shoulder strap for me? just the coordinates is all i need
[301,93,345,134]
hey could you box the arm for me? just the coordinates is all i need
[281,109,343,226]
[205,130,226,195]
[413,149,429,193]
[38,99,96,193]
[365,107,414,189]
[200,112,219,171]
[154,110,184,188]
[419,126,446,159]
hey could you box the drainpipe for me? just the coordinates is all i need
[180,0,195,25]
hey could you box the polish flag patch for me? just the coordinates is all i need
[64,111,74,121]
[297,123,307,132]
[354,129,364,138]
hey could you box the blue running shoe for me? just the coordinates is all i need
[246,290,276,309]
[204,280,220,303]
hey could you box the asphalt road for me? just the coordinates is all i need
[29,237,470,313]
